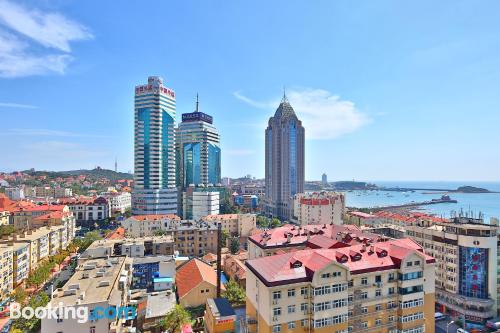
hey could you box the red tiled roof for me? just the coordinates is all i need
[249,224,382,249]
[33,211,70,221]
[106,227,125,240]
[246,238,434,286]
[176,258,225,298]
[348,211,377,218]
[203,214,239,221]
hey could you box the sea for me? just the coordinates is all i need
[344,181,500,222]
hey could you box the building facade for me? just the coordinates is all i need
[132,76,178,215]
[292,192,345,226]
[183,187,220,220]
[176,95,221,189]
[264,95,305,221]
[245,238,435,333]
[406,217,499,324]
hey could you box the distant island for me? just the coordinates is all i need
[454,186,493,193]
[328,181,496,193]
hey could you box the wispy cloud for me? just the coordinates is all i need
[0,0,92,78]
[234,88,370,140]
[0,101,37,109]
[2,128,110,138]
[225,149,255,156]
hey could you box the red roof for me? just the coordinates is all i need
[176,258,224,298]
[249,224,383,249]
[106,227,125,240]
[246,238,434,286]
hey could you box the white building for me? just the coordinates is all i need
[5,187,24,200]
[292,191,345,226]
[132,76,178,215]
[183,190,219,220]
[41,257,132,333]
[100,191,132,214]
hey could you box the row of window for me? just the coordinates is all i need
[320,271,342,279]
[400,312,424,323]
[314,283,348,296]
[399,271,423,281]
[400,298,423,309]
[313,314,348,328]
[314,298,348,312]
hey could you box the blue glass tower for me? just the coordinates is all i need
[132,76,178,215]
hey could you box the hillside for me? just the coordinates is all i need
[22,168,133,181]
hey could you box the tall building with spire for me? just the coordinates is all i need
[132,76,178,215]
[264,93,305,220]
[176,95,221,188]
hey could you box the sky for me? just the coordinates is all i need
[0,0,499,182]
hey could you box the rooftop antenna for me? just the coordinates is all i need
[195,93,199,112]
[282,85,288,102]
[114,157,117,173]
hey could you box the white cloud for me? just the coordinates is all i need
[225,149,255,156]
[0,1,92,78]
[234,88,370,140]
[0,101,37,109]
[0,0,92,52]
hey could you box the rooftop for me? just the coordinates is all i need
[207,298,236,318]
[249,224,384,249]
[176,258,224,298]
[145,291,176,319]
[246,238,434,286]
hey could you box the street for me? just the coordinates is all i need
[435,319,459,333]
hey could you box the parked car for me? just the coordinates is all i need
[435,312,447,321]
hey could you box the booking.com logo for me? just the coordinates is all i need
[10,302,136,323]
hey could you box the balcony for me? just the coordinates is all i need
[436,289,496,319]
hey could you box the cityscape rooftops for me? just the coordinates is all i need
[176,258,225,298]
[51,256,128,306]
[249,223,384,249]
[128,214,181,221]
[145,290,176,320]
[246,238,434,286]
[207,297,236,318]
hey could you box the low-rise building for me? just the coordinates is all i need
[223,253,247,288]
[139,290,176,331]
[99,191,132,214]
[205,298,237,333]
[344,211,381,226]
[121,214,181,238]
[81,236,175,260]
[183,189,220,220]
[41,256,132,333]
[5,187,24,200]
[58,196,110,227]
[176,258,224,308]
[202,214,257,238]
[245,238,435,333]
[131,256,175,291]
[292,192,345,226]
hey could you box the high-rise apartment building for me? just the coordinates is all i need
[292,191,345,226]
[264,94,305,221]
[176,95,221,189]
[322,173,328,185]
[132,76,178,215]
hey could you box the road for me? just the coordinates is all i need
[435,319,459,333]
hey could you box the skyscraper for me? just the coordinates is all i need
[264,93,305,220]
[322,172,328,185]
[132,76,178,215]
[176,95,221,188]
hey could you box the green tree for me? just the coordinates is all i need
[153,230,168,236]
[0,225,15,237]
[221,229,229,247]
[222,279,245,305]
[12,291,50,332]
[159,304,191,333]
[271,218,282,228]
[12,287,27,304]
[229,237,240,254]
[256,216,270,228]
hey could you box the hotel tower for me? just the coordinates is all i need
[132,76,178,215]
[264,93,305,221]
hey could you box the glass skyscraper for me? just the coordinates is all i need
[132,76,178,215]
[264,94,305,221]
[176,96,221,189]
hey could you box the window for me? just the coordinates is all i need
[375,275,381,282]
[414,260,420,266]
[90,327,96,333]
[375,304,382,311]
[361,277,368,285]
[288,289,295,297]
[388,315,395,322]
[406,261,413,267]
[288,322,295,329]
[273,307,281,316]
[388,273,395,281]
[273,291,281,300]
[376,289,382,297]
[288,305,295,314]
[300,287,308,296]
[361,292,368,299]
[321,273,331,278]
[300,303,308,312]
[388,287,395,295]
[375,318,382,326]
[361,322,368,328]
[273,325,281,333]
[361,307,368,313]
[387,301,396,309]
[301,319,309,327]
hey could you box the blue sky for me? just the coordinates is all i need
[0,0,499,181]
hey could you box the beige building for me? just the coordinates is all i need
[0,244,13,301]
[0,210,9,226]
[292,192,345,226]
[245,238,435,333]
[10,242,29,287]
[406,216,499,323]
[202,213,257,237]
[41,256,132,333]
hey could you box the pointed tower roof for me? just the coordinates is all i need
[274,90,297,120]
